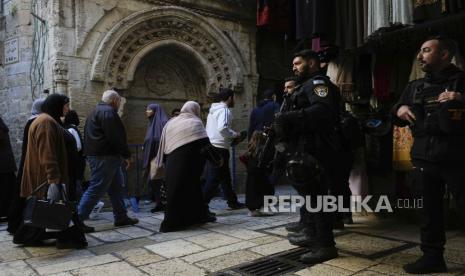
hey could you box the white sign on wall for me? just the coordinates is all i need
[3,0,12,17]
[4,38,19,64]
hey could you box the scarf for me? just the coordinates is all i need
[143,103,169,168]
[154,101,208,169]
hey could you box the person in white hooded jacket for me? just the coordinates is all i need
[204,88,245,210]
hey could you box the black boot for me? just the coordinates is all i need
[332,219,345,230]
[56,225,88,249]
[114,217,139,227]
[285,221,305,233]
[288,231,316,247]
[343,216,354,225]
[300,246,338,264]
[287,227,309,238]
[403,255,447,274]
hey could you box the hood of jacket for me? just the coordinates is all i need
[209,102,228,114]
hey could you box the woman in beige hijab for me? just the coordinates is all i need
[155,101,221,232]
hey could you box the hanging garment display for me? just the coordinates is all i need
[354,53,374,98]
[295,0,336,41]
[334,0,366,49]
[409,52,426,81]
[389,52,415,99]
[257,0,291,32]
[391,0,414,25]
[445,0,465,13]
[373,61,393,102]
[367,0,391,36]
[349,148,369,197]
[326,55,354,90]
[413,0,445,23]
[392,126,414,171]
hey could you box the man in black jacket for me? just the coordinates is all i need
[247,89,280,140]
[392,36,465,274]
[276,50,342,264]
[78,90,138,227]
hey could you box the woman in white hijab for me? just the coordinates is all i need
[155,101,221,232]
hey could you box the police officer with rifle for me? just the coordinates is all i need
[392,36,465,274]
[273,50,343,264]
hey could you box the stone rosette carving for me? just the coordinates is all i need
[91,6,248,95]
[53,60,69,82]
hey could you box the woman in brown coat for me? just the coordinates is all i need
[15,94,87,249]
[20,96,69,198]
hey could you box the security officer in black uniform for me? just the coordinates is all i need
[392,36,465,274]
[274,50,342,264]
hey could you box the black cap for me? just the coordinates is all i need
[217,88,234,102]
[293,49,320,61]
[263,89,275,99]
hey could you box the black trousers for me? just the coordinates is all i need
[245,166,275,211]
[203,148,239,206]
[413,159,465,256]
[328,150,354,221]
[292,173,335,248]
[0,172,16,219]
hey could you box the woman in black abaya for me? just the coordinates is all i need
[154,101,219,232]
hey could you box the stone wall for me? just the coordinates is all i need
[0,0,34,163]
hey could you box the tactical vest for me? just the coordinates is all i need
[411,77,465,136]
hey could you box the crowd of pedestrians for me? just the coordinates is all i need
[1,33,465,274]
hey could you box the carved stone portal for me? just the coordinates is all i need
[91,6,247,96]
[122,43,209,144]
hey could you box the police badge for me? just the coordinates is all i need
[314,85,328,97]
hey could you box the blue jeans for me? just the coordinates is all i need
[78,156,127,221]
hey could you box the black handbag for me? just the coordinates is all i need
[23,182,73,231]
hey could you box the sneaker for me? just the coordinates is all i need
[403,255,447,274]
[89,201,104,220]
[228,202,246,210]
[114,217,139,227]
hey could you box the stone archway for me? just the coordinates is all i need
[91,6,247,95]
[122,42,209,144]
[89,6,255,188]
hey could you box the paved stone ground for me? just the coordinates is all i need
[1,186,465,276]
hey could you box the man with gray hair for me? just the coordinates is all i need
[79,90,138,228]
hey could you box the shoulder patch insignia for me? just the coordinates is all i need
[314,85,329,97]
[313,79,325,85]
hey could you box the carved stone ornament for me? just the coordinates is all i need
[91,6,247,94]
[53,60,69,82]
